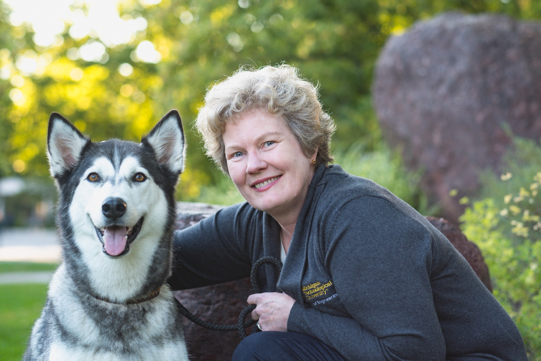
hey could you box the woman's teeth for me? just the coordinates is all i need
[254,176,280,189]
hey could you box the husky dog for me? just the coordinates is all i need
[24,111,189,360]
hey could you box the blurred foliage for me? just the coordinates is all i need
[460,136,541,359]
[194,172,245,206]
[477,136,541,215]
[334,141,437,215]
[1,0,540,200]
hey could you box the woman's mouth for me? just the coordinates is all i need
[253,176,281,189]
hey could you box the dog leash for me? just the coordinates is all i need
[175,256,282,340]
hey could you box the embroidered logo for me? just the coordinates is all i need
[302,280,334,301]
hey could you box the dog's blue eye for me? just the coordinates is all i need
[87,173,99,182]
[133,173,147,182]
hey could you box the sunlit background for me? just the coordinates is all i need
[1,2,541,359]
[0,0,540,227]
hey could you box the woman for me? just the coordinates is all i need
[168,65,527,360]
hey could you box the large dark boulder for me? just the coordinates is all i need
[373,12,541,223]
[173,203,492,360]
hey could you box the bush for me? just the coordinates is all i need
[194,173,245,206]
[460,136,541,359]
[334,142,436,215]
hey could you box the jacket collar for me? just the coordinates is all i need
[276,163,329,302]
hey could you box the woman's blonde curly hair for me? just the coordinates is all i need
[195,64,336,176]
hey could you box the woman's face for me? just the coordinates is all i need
[223,109,316,221]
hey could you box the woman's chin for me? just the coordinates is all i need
[246,195,281,214]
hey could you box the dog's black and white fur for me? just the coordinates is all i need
[24,111,189,360]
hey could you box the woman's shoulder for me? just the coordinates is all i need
[318,165,435,232]
[319,164,397,205]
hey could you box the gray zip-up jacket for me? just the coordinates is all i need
[169,164,527,360]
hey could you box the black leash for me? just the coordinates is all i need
[175,256,282,339]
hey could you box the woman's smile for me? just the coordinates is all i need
[252,175,282,190]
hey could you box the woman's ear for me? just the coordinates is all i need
[311,148,318,165]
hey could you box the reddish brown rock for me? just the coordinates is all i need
[427,216,492,292]
[175,201,224,230]
[373,12,541,223]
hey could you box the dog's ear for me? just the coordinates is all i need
[47,113,90,177]
[142,110,185,174]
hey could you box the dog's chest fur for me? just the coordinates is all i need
[27,267,188,361]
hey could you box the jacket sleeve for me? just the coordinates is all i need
[288,196,446,360]
[167,203,253,290]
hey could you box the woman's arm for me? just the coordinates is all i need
[168,203,254,290]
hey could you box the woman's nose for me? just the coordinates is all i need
[246,152,267,174]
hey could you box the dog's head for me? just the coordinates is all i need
[47,111,185,258]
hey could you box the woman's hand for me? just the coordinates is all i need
[248,292,295,332]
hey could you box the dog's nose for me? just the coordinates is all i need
[102,197,127,219]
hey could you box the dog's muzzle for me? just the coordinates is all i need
[93,197,144,257]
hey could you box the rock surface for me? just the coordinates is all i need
[173,203,493,360]
[373,12,541,223]
[174,202,253,361]
[173,279,253,361]
[426,217,492,292]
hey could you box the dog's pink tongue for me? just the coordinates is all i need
[103,226,127,256]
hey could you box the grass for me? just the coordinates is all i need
[0,262,56,360]
[0,261,59,273]
[0,283,49,360]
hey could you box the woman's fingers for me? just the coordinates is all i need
[246,292,295,331]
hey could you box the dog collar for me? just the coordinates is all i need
[93,287,162,305]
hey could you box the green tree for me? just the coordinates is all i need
[0,3,16,177]
[1,0,540,198]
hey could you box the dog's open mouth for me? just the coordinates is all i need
[94,217,144,257]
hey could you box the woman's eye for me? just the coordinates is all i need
[232,151,243,158]
[133,173,147,182]
[87,173,99,182]
[264,141,275,147]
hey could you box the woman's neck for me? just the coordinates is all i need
[270,166,316,255]
[278,221,295,254]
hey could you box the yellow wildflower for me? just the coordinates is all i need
[501,172,513,181]
[510,205,521,215]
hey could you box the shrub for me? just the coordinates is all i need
[334,142,436,215]
[460,136,541,359]
[194,173,245,206]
